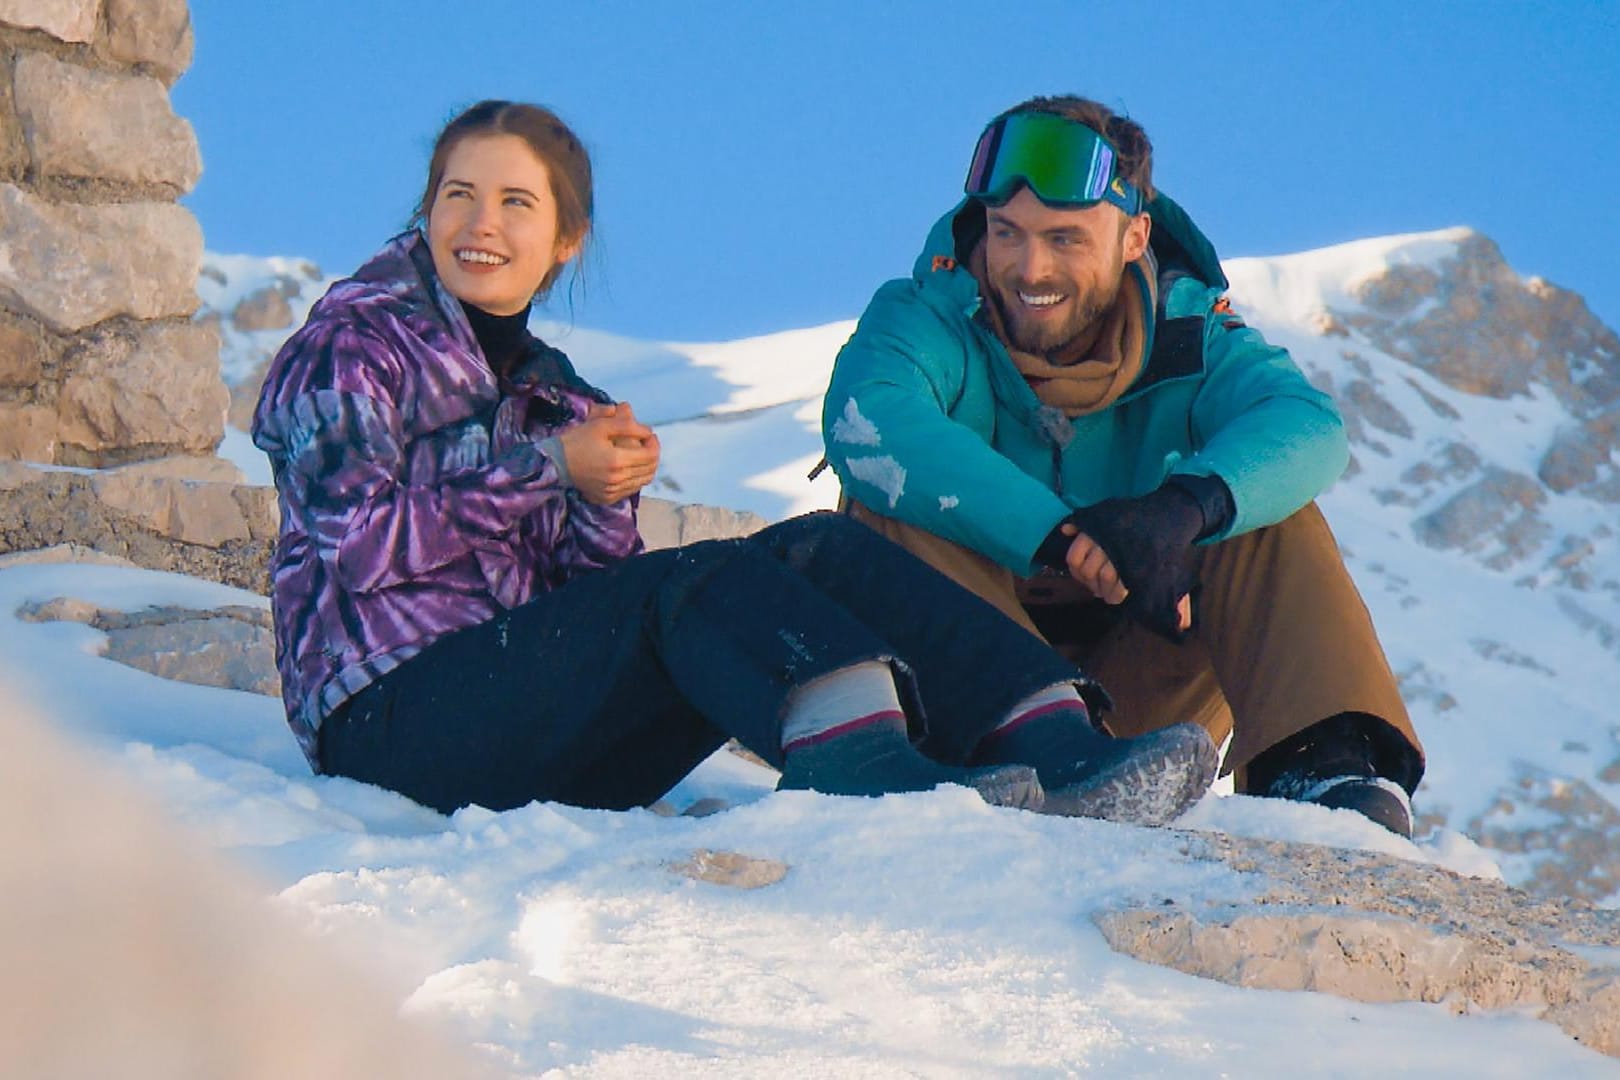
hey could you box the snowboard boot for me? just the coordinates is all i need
[1246,713,1420,838]
[1281,775,1413,837]
[779,717,1045,810]
[973,707,1217,827]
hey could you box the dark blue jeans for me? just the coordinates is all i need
[319,512,1090,813]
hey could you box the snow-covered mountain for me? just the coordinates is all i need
[200,229,1620,909]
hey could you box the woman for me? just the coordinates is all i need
[252,100,1216,822]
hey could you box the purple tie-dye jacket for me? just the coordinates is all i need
[252,231,643,769]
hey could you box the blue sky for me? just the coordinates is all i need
[178,1,1619,342]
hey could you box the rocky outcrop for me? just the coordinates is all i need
[637,497,768,551]
[1539,405,1620,503]
[0,0,98,43]
[1097,830,1620,1058]
[0,458,276,591]
[1338,232,1620,512]
[1412,465,1551,568]
[1343,232,1620,413]
[230,284,294,333]
[17,594,278,696]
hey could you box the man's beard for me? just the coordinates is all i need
[990,274,1120,360]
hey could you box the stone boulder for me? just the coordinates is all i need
[17,596,278,697]
[12,52,200,191]
[0,0,97,43]
[0,184,201,333]
[102,0,195,85]
[0,313,47,387]
[0,403,55,460]
[637,497,768,550]
[1096,830,1620,1058]
[55,321,227,460]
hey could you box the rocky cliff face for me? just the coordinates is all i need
[1339,230,1620,510]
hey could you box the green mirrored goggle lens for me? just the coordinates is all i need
[964,112,1142,215]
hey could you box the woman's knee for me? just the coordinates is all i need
[756,510,879,567]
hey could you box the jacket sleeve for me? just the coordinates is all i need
[510,391,644,579]
[255,323,572,595]
[1173,286,1349,538]
[553,489,644,575]
[822,280,1072,574]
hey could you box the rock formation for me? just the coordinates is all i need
[1097,831,1620,1058]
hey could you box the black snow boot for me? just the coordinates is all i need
[1246,712,1421,838]
[779,717,1045,810]
[973,710,1217,827]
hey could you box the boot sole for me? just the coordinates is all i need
[1041,724,1217,826]
[968,766,1046,812]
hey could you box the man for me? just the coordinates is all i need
[821,95,1424,836]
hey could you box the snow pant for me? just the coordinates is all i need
[843,499,1424,791]
[318,511,1092,814]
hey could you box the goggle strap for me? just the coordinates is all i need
[965,118,1005,195]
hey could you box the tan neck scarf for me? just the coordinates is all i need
[971,242,1157,417]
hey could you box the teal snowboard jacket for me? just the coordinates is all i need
[821,197,1349,577]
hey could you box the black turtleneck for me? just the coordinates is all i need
[459,298,579,488]
[460,299,533,379]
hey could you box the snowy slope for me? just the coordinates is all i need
[45,234,1608,1073]
[0,565,1590,1078]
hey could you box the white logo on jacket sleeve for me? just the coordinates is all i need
[847,455,906,509]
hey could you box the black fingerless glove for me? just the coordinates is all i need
[1055,475,1233,641]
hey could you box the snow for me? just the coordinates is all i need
[31,241,1620,1074]
[830,398,882,448]
[2,575,1603,1075]
[844,454,908,509]
[1224,226,1477,321]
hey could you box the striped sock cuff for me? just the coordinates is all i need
[989,684,1087,741]
[782,709,903,756]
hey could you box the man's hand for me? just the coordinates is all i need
[1055,524,1126,605]
[558,401,661,505]
[1062,484,1205,640]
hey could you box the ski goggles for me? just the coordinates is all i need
[964,111,1144,215]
